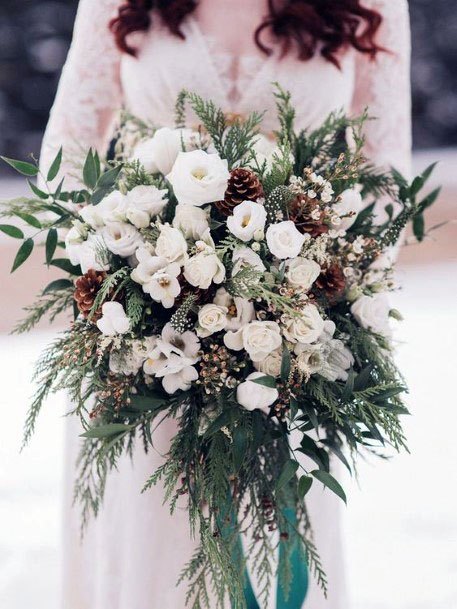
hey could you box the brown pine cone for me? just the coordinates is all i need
[289,194,329,237]
[216,168,264,216]
[74,270,106,319]
[315,263,346,303]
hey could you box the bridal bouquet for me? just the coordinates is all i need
[2,87,439,608]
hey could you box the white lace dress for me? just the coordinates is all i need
[40,2,412,608]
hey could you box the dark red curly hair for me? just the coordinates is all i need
[110,0,383,68]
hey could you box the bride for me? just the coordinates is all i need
[40,1,411,608]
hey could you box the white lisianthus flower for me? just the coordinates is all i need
[213,288,255,331]
[224,320,282,362]
[237,372,279,414]
[294,343,325,377]
[173,204,209,240]
[285,257,321,291]
[351,293,392,337]
[132,127,193,175]
[254,350,283,378]
[166,149,230,206]
[266,221,306,259]
[65,232,108,273]
[125,185,168,228]
[101,222,143,257]
[109,337,156,376]
[320,340,354,382]
[184,231,225,289]
[226,200,267,242]
[331,187,364,231]
[130,248,181,308]
[143,323,200,394]
[197,303,228,338]
[232,246,266,275]
[80,190,128,227]
[155,224,188,264]
[282,304,325,344]
[96,302,130,336]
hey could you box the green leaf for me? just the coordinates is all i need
[43,278,74,294]
[233,426,248,472]
[0,224,24,239]
[371,385,407,403]
[50,258,82,275]
[420,161,438,183]
[27,180,48,199]
[342,368,355,401]
[280,345,291,382]
[80,423,133,439]
[252,374,276,388]
[1,156,39,176]
[410,175,425,198]
[47,147,63,181]
[353,365,373,391]
[97,165,122,189]
[311,469,347,504]
[15,212,42,229]
[276,459,299,492]
[11,238,34,272]
[129,394,166,412]
[413,213,425,242]
[298,436,329,472]
[419,186,441,211]
[320,439,352,473]
[298,475,313,499]
[45,228,58,265]
[83,150,98,189]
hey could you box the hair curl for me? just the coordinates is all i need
[110,0,383,67]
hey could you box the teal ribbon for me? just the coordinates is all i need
[221,502,308,609]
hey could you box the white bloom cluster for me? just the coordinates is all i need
[67,127,399,409]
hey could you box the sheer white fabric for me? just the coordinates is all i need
[40,1,412,608]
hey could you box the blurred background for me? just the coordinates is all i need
[0,1,456,609]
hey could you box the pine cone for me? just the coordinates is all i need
[289,194,329,237]
[216,168,264,216]
[315,263,346,303]
[74,270,106,319]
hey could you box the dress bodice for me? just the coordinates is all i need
[120,17,355,134]
[40,0,412,187]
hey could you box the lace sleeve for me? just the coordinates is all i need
[40,0,123,187]
[351,0,412,179]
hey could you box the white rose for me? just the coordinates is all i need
[227,200,267,242]
[254,349,283,378]
[237,372,278,414]
[224,320,282,363]
[232,246,266,275]
[125,185,168,228]
[282,305,325,344]
[213,288,255,331]
[332,188,364,231]
[96,302,130,336]
[285,257,321,291]
[173,204,209,240]
[155,224,188,264]
[197,303,228,338]
[65,233,108,274]
[266,221,306,259]
[101,222,143,257]
[351,293,392,337]
[132,127,193,175]
[184,239,226,289]
[166,149,230,206]
[80,190,128,227]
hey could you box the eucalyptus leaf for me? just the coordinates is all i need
[276,459,299,491]
[0,224,24,239]
[11,238,34,272]
[83,150,98,189]
[43,278,73,294]
[15,212,42,229]
[1,156,39,177]
[280,345,291,382]
[27,180,48,199]
[47,147,63,182]
[50,258,82,275]
[45,228,58,265]
[252,375,276,388]
[298,475,313,499]
[80,423,133,439]
[129,394,166,412]
[311,469,347,504]
[233,426,248,472]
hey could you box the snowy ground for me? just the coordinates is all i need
[1,262,456,609]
